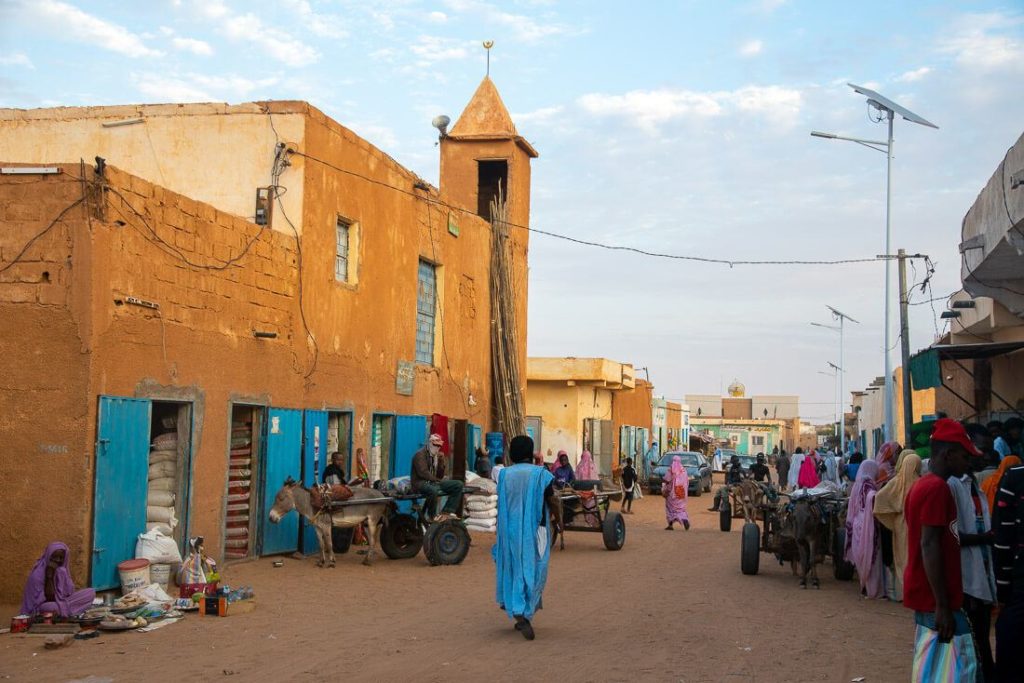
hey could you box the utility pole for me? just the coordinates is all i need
[897,248,914,448]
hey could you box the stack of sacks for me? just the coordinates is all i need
[464,472,498,533]
[147,432,178,534]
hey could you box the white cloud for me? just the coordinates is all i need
[280,0,348,39]
[512,105,564,125]
[133,71,278,103]
[345,121,398,150]
[0,52,34,69]
[193,1,318,67]
[940,12,1024,71]
[753,0,787,13]
[427,11,448,23]
[409,35,472,66]
[172,36,214,56]
[26,0,161,58]
[443,0,572,42]
[740,39,763,57]
[894,66,931,83]
[577,85,802,133]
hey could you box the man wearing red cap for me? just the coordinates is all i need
[411,433,464,521]
[903,418,980,678]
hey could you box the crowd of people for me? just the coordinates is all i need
[769,417,1021,682]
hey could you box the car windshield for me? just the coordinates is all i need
[659,453,701,467]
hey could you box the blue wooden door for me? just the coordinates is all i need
[392,415,428,479]
[260,408,302,556]
[92,396,151,590]
[467,424,482,472]
[301,410,329,556]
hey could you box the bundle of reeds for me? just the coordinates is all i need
[489,189,526,464]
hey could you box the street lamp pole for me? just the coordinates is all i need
[811,83,937,443]
[813,306,859,456]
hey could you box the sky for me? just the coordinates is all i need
[1,0,1022,422]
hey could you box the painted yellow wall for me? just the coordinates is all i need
[526,382,580,460]
[0,102,306,234]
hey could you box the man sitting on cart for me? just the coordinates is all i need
[708,454,745,512]
[411,433,464,521]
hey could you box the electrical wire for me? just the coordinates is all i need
[0,196,85,274]
[289,148,892,268]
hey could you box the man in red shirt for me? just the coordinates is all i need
[903,419,980,676]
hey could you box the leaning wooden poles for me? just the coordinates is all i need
[489,189,526,464]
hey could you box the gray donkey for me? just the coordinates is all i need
[268,480,391,567]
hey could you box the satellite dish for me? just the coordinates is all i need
[847,83,938,129]
[431,114,450,137]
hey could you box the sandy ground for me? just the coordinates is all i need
[1,479,913,683]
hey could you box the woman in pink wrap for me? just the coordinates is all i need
[21,542,95,617]
[873,441,901,485]
[576,450,597,480]
[796,451,820,488]
[661,455,691,531]
[844,460,884,598]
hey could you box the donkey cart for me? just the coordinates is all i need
[376,489,476,566]
[739,489,855,587]
[551,486,626,551]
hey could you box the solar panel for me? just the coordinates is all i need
[848,83,938,129]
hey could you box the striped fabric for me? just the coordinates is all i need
[992,465,1024,602]
[911,623,978,682]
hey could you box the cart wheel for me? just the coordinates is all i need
[380,513,423,560]
[741,522,760,575]
[832,527,855,581]
[424,520,471,566]
[720,500,732,532]
[602,510,626,551]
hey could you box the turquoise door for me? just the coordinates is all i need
[301,410,329,556]
[467,424,482,472]
[92,396,151,590]
[260,408,302,556]
[392,415,428,479]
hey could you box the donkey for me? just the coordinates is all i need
[268,479,391,568]
[790,497,821,589]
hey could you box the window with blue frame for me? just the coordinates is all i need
[415,259,436,364]
[335,219,350,282]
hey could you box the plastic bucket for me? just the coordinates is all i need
[117,558,151,595]
[150,563,171,590]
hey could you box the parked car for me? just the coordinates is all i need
[648,451,713,496]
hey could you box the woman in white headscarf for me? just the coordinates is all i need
[787,448,806,491]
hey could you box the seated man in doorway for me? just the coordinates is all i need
[411,433,464,521]
[323,451,346,486]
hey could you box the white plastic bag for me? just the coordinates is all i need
[136,529,183,564]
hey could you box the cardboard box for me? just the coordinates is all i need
[199,597,256,617]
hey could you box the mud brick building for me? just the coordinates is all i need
[0,77,536,600]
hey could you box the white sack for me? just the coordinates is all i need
[148,477,176,492]
[466,500,497,512]
[148,451,177,465]
[149,461,177,480]
[467,493,498,504]
[146,522,173,535]
[469,507,498,519]
[146,505,178,527]
[148,490,175,507]
[136,528,183,564]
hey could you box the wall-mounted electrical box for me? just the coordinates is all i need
[255,187,273,226]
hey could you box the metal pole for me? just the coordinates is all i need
[883,110,895,442]
[840,314,846,456]
[897,248,914,447]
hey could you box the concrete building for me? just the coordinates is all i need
[525,357,635,474]
[686,382,802,453]
[0,77,536,600]
[611,378,654,467]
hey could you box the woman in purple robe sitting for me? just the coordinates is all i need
[21,542,95,617]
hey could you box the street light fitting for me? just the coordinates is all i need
[940,310,962,319]
[951,300,976,309]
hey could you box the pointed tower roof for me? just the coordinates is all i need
[450,76,518,137]
[448,77,538,157]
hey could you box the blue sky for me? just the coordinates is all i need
[2,0,1022,420]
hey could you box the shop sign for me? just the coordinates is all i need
[396,360,415,396]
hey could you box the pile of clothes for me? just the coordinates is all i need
[464,472,498,533]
